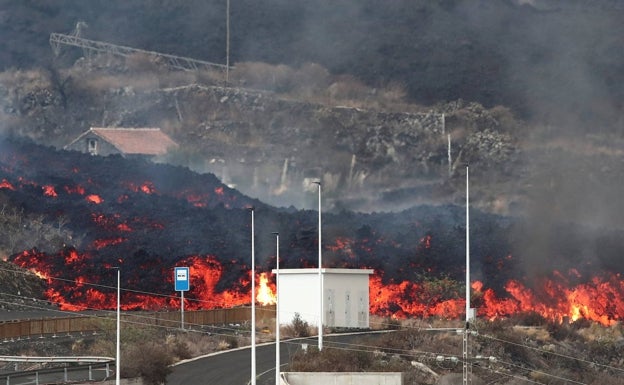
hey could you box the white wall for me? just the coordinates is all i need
[278,271,321,326]
[283,372,403,385]
[324,273,370,328]
[275,269,373,328]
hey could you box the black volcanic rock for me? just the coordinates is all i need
[1,137,623,323]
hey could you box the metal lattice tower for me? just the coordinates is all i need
[49,32,229,72]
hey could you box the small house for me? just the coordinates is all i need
[272,268,374,328]
[64,127,178,158]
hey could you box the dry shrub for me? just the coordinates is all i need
[216,335,239,350]
[378,81,407,104]
[165,334,192,361]
[125,53,162,73]
[0,69,51,90]
[577,321,623,342]
[175,332,222,357]
[529,367,575,385]
[546,321,581,342]
[291,62,331,98]
[194,67,225,85]
[282,312,311,338]
[83,72,161,92]
[122,341,174,385]
[230,61,295,92]
[327,75,370,105]
[489,105,521,132]
[588,372,623,385]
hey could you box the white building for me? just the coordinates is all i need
[272,268,374,328]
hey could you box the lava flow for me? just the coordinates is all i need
[2,139,624,325]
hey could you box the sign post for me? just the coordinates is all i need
[174,267,190,329]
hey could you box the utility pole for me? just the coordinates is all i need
[250,208,256,385]
[115,268,120,385]
[226,0,230,84]
[463,165,472,385]
[273,232,280,385]
[314,181,323,351]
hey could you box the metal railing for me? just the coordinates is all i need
[0,362,114,385]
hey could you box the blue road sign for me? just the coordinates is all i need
[174,267,190,291]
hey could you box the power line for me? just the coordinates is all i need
[2,266,622,381]
[478,332,624,374]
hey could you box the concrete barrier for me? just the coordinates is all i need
[282,372,403,385]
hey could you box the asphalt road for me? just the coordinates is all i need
[167,335,366,385]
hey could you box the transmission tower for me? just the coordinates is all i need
[49,32,229,73]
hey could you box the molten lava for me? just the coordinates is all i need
[2,139,624,326]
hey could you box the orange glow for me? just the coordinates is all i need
[92,237,127,249]
[116,223,132,232]
[256,272,276,305]
[86,194,103,204]
[326,237,355,258]
[184,193,208,207]
[64,184,85,195]
[124,181,157,194]
[420,235,432,249]
[30,269,49,280]
[42,185,57,197]
[0,179,15,190]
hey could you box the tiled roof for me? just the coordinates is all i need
[90,128,178,155]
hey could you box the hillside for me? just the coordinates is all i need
[0,2,623,383]
[1,0,623,125]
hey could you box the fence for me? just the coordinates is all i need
[0,306,275,340]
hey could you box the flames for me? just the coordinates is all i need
[368,270,624,326]
[1,140,623,326]
[11,243,624,325]
[474,273,624,326]
[13,249,278,311]
[256,272,276,305]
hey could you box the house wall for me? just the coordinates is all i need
[276,269,373,328]
[65,135,121,156]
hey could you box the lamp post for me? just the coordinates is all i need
[463,165,472,385]
[113,267,120,385]
[272,232,280,385]
[313,181,323,351]
[226,0,230,84]
[250,207,256,385]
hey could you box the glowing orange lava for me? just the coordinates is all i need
[86,194,103,204]
[42,185,57,197]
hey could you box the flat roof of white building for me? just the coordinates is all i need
[272,268,374,275]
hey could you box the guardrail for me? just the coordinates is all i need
[0,361,114,385]
[0,306,275,340]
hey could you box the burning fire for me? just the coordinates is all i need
[11,245,624,325]
[256,272,276,305]
[2,140,624,326]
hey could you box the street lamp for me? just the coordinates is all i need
[463,164,472,385]
[272,232,280,385]
[226,0,230,84]
[110,267,120,385]
[313,181,323,351]
[249,207,256,385]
